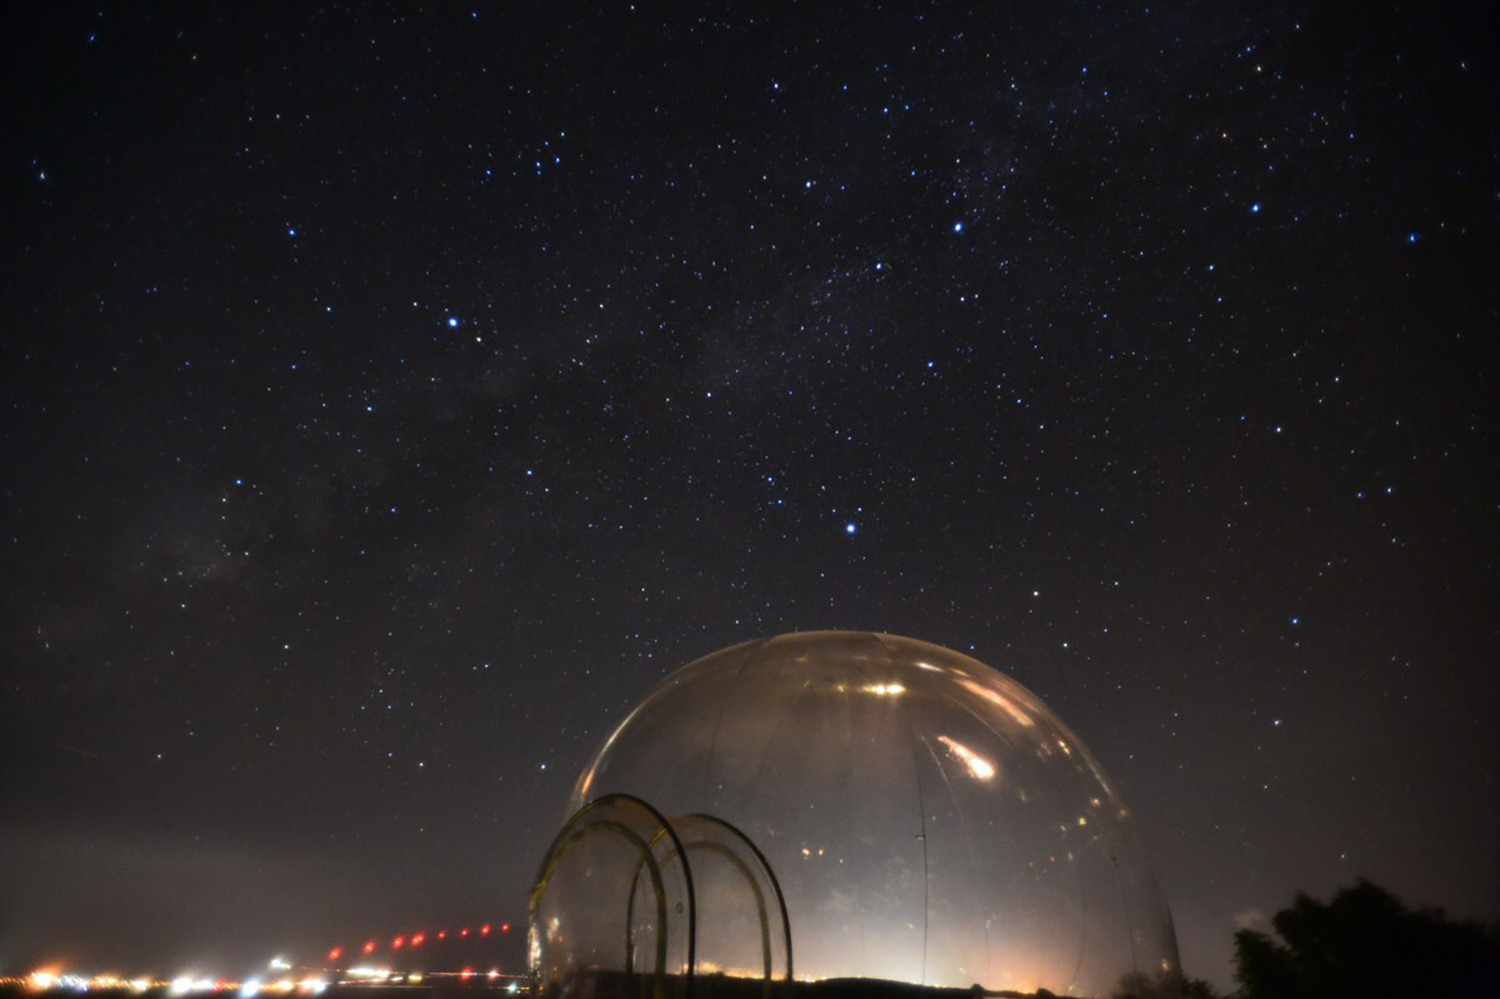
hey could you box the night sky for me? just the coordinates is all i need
[3,2,1497,991]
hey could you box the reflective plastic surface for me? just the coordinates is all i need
[548,632,1179,998]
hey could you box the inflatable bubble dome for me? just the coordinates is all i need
[531,631,1180,999]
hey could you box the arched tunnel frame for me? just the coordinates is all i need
[529,794,794,998]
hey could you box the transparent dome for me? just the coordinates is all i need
[531,632,1180,999]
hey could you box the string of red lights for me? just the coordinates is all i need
[328,923,513,964]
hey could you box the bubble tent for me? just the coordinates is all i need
[529,632,1180,999]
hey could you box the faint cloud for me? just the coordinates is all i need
[1234,907,1265,930]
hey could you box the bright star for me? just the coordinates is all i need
[845,522,858,535]
[952,221,965,233]
[447,317,459,328]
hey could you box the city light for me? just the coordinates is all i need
[14,915,522,997]
[12,970,532,995]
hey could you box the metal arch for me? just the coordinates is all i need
[607,794,698,996]
[529,818,668,995]
[535,795,797,997]
[529,793,698,999]
[683,813,794,987]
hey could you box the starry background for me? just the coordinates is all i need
[2,1,1497,990]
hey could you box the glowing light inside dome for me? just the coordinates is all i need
[937,734,997,780]
[955,676,1036,727]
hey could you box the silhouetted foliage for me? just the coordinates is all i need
[1234,878,1500,999]
[1113,970,1223,999]
[1178,978,1223,999]
[1110,970,1167,998]
[1112,968,1225,999]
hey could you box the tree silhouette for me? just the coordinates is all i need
[1234,878,1500,999]
[1178,977,1223,999]
[1111,968,1226,999]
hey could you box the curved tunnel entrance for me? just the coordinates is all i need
[529,794,792,999]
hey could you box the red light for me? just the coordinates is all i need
[501,923,510,934]
[460,969,473,982]
[412,933,425,947]
[460,928,469,938]
[480,924,491,936]
[328,948,342,962]
[393,936,404,949]
[363,941,375,955]
[437,931,446,940]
